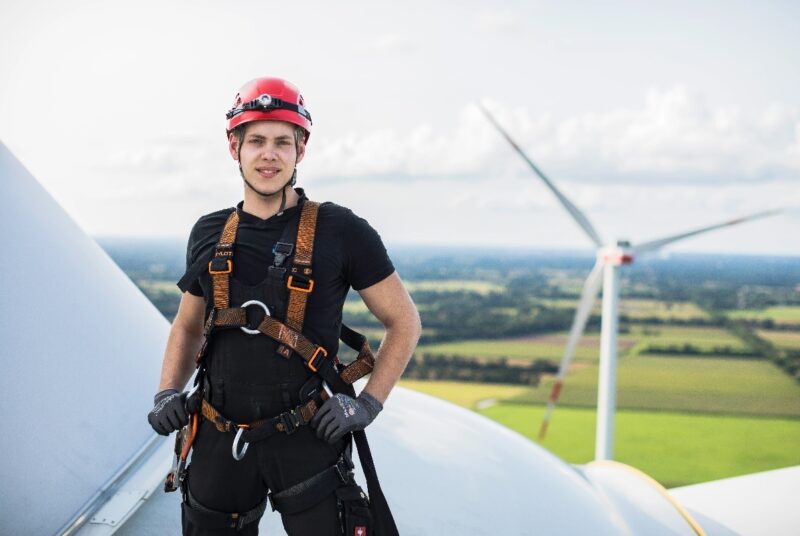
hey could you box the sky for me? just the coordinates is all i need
[1,0,799,256]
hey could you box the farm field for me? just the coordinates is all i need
[403,279,505,295]
[403,356,800,417]
[517,356,800,417]
[626,325,749,352]
[417,325,749,363]
[757,329,800,350]
[417,333,637,362]
[536,298,710,321]
[480,404,800,488]
[726,306,800,326]
[399,379,800,487]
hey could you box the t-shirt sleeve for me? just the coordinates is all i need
[177,220,205,297]
[344,211,395,291]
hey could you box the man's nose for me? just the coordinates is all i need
[260,143,278,160]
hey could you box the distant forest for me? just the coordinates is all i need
[99,239,800,382]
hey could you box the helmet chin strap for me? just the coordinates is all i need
[276,169,297,216]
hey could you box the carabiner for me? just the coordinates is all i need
[232,427,250,461]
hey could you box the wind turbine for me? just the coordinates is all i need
[479,104,782,461]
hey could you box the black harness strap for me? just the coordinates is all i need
[268,455,354,515]
[182,487,267,531]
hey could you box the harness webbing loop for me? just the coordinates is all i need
[210,211,240,310]
[285,201,319,331]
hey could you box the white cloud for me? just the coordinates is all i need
[474,9,520,33]
[370,33,416,52]
[305,86,800,186]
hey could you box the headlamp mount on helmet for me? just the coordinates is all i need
[226,93,313,125]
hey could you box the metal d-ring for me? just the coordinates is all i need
[232,427,250,461]
[240,300,270,335]
[321,381,334,399]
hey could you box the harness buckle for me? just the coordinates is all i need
[279,410,301,435]
[307,347,328,373]
[208,258,232,275]
[287,274,314,293]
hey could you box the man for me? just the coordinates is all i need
[147,77,421,535]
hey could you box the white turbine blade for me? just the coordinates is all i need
[539,260,605,440]
[633,209,783,254]
[479,103,605,248]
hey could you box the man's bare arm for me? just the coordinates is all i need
[358,272,422,404]
[157,292,207,391]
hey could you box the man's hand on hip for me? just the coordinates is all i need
[311,392,383,444]
[147,388,189,435]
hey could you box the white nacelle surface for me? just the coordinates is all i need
[0,142,170,535]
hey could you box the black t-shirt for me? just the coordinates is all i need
[177,189,394,355]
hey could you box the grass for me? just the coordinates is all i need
[521,356,800,417]
[479,404,800,488]
[135,279,182,295]
[417,333,636,363]
[417,325,748,364]
[726,306,800,325]
[400,380,531,409]
[626,325,749,352]
[536,298,710,321]
[404,279,505,295]
[403,355,800,418]
[757,329,800,350]
[399,379,800,487]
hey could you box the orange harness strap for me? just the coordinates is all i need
[285,201,320,332]
[209,210,240,310]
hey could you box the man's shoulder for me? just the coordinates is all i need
[317,201,355,221]
[190,207,236,236]
[186,207,236,256]
[196,206,236,227]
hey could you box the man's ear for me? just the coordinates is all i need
[228,132,240,160]
[295,138,307,165]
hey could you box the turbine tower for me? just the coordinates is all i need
[479,104,781,461]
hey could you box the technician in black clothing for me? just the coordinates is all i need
[147,77,421,535]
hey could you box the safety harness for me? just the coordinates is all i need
[166,201,398,535]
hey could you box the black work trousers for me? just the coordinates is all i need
[182,418,347,535]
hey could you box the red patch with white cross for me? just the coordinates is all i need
[354,526,366,536]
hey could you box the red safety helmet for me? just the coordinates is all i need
[225,77,312,142]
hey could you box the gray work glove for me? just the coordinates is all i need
[147,388,189,436]
[311,392,383,444]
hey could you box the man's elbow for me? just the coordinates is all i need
[389,304,422,344]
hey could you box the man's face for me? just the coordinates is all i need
[228,120,305,196]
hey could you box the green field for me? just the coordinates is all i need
[726,306,800,325]
[417,325,748,364]
[400,379,800,487]
[480,404,800,487]
[401,380,531,408]
[417,333,633,363]
[404,279,504,295]
[536,298,710,321]
[757,329,800,350]
[403,357,800,418]
[518,356,800,417]
[627,325,749,352]
[136,279,182,295]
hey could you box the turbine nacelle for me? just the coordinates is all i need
[599,241,634,266]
